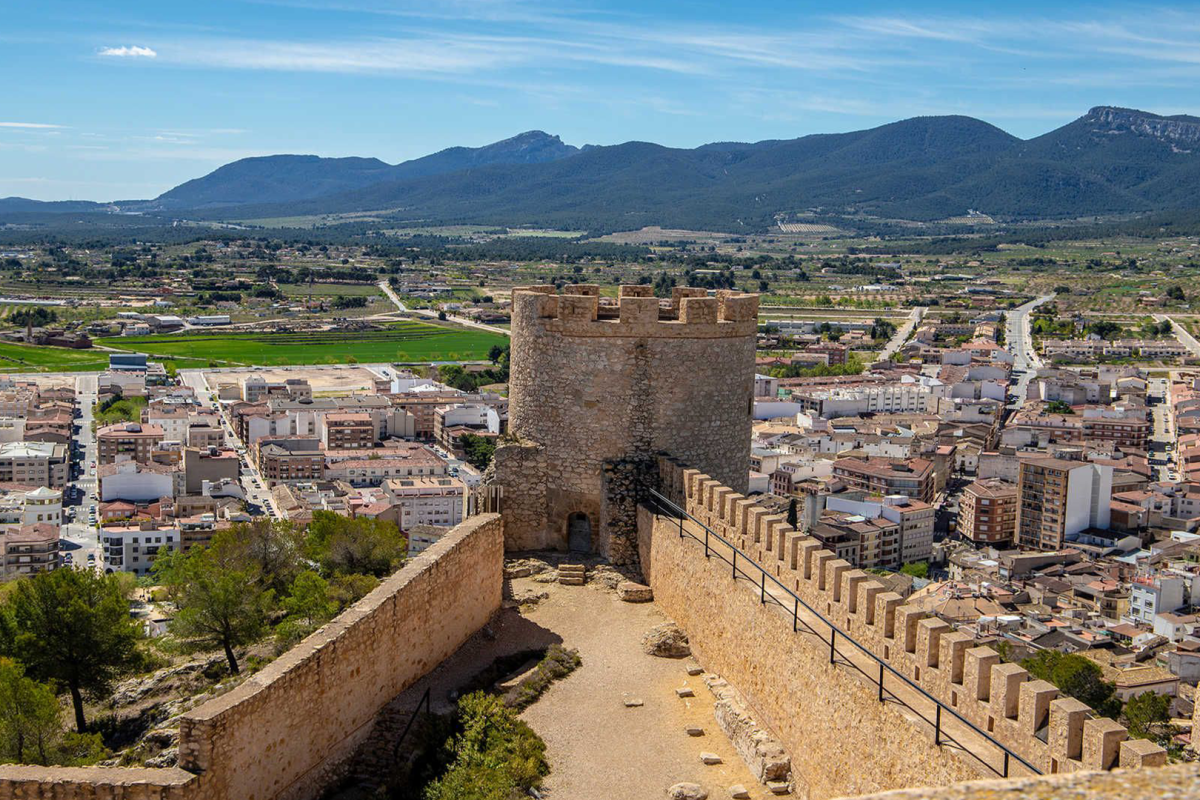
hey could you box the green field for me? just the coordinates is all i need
[97,321,507,366]
[0,342,111,372]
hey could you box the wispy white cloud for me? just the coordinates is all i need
[0,122,64,129]
[98,45,158,58]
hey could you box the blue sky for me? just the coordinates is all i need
[4,0,1200,201]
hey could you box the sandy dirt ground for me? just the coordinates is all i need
[204,365,384,395]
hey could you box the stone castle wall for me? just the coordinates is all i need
[638,462,1166,799]
[0,513,505,800]
[496,284,757,562]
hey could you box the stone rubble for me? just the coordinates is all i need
[643,622,691,658]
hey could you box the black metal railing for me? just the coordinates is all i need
[392,686,432,760]
[646,488,1041,779]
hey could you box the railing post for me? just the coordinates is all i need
[878,662,884,702]
[760,570,766,603]
[793,595,798,632]
[934,705,942,746]
[830,628,836,664]
[678,514,683,538]
[704,528,709,558]
[732,548,737,579]
[1003,751,1009,778]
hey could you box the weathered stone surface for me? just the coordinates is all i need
[728,785,750,799]
[618,580,654,602]
[766,780,791,794]
[668,782,709,800]
[700,752,723,765]
[644,623,691,658]
[486,285,759,566]
[705,673,791,784]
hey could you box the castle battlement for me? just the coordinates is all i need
[650,458,1168,778]
[511,284,758,338]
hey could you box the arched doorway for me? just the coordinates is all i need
[567,512,592,554]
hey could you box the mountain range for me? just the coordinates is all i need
[5,106,1200,232]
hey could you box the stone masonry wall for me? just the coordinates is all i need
[495,284,757,563]
[639,461,1167,799]
[0,513,505,800]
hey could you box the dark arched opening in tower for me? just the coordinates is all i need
[567,511,593,554]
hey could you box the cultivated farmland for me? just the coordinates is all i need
[97,321,507,366]
[0,342,111,372]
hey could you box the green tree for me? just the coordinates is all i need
[306,511,407,579]
[0,658,62,765]
[899,562,929,579]
[460,433,497,470]
[1123,690,1171,740]
[8,569,140,732]
[226,518,304,595]
[154,532,275,675]
[275,571,338,647]
[487,344,505,364]
[1020,651,1121,718]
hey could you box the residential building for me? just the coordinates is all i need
[381,477,467,529]
[0,524,58,579]
[256,437,325,485]
[100,521,179,576]
[183,447,241,495]
[319,412,375,450]
[0,441,69,487]
[831,457,936,503]
[97,422,166,465]
[1016,458,1113,550]
[959,479,1018,547]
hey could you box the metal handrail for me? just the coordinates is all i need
[392,686,432,760]
[646,488,1041,779]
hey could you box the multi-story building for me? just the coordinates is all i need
[0,524,59,579]
[1015,458,1113,551]
[959,478,1018,547]
[381,476,466,529]
[324,447,448,487]
[0,441,69,487]
[256,437,325,485]
[97,422,166,465]
[1128,574,1188,626]
[100,521,180,576]
[831,457,935,503]
[319,412,375,450]
[183,447,241,495]
[824,494,934,566]
[0,486,62,530]
[241,375,312,403]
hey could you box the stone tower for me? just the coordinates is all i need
[486,284,759,564]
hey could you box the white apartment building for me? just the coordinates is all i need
[382,477,467,529]
[1128,574,1188,626]
[0,486,62,530]
[101,523,180,576]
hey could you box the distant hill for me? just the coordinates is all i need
[153,130,578,209]
[8,107,1200,231]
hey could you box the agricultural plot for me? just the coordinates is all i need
[97,321,506,366]
[0,342,110,372]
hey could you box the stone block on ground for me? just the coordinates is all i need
[623,695,644,708]
[668,783,709,800]
[676,687,695,698]
[766,781,790,795]
[700,752,723,765]
[643,622,691,658]
[618,580,654,602]
[686,725,705,737]
[728,786,750,800]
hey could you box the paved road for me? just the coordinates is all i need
[179,369,282,518]
[1149,375,1175,482]
[60,373,101,570]
[1005,295,1054,409]
[880,306,925,360]
[378,280,511,338]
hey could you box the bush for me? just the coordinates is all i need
[423,692,548,800]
